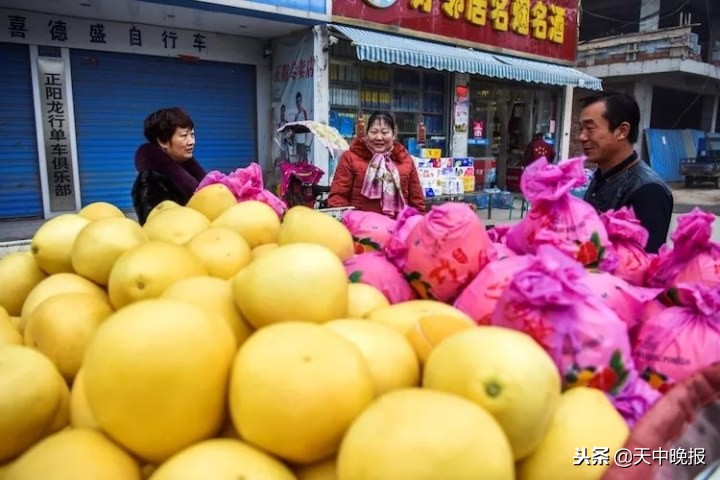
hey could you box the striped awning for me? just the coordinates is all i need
[330,24,602,90]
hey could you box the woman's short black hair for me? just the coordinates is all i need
[143,107,194,144]
[366,111,397,133]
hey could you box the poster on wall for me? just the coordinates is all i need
[453,85,469,133]
[271,31,315,176]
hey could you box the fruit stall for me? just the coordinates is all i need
[0,157,718,480]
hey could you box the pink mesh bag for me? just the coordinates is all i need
[388,202,492,303]
[198,163,286,216]
[633,283,720,394]
[490,245,660,425]
[343,252,416,305]
[453,254,535,325]
[647,208,720,289]
[505,157,614,268]
[341,210,396,253]
[599,207,653,286]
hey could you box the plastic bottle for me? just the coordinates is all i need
[355,112,365,140]
[417,117,426,145]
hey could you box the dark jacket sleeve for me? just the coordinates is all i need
[132,170,183,225]
[627,183,674,253]
[407,162,426,212]
[328,154,353,208]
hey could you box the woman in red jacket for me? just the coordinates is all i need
[328,111,426,217]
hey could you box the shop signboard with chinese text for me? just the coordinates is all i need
[36,50,77,212]
[333,0,578,64]
[0,8,263,64]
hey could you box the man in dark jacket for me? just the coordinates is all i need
[579,91,673,253]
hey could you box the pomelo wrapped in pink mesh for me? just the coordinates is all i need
[646,208,720,289]
[490,245,659,425]
[599,207,653,286]
[341,210,396,253]
[453,254,535,325]
[633,283,720,394]
[197,163,286,216]
[343,252,416,305]
[505,157,614,268]
[387,203,492,303]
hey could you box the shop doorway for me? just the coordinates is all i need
[467,81,559,187]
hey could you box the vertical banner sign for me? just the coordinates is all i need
[271,31,315,168]
[37,54,77,212]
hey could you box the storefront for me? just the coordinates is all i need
[327,0,602,188]
[0,1,328,219]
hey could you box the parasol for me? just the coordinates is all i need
[277,120,350,158]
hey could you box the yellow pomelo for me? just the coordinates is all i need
[518,387,629,480]
[4,428,141,480]
[0,308,21,346]
[186,184,237,221]
[187,227,252,280]
[0,461,12,478]
[232,244,348,328]
[366,300,474,335]
[162,276,252,348]
[141,464,157,480]
[0,253,47,316]
[23,293,114,383]
[423,327,561,460]
[69,369,99,430]
[336,388,514,480]
[8,317,21,331]
[78,202,125,221]
[211,200,281,248]
[21,273,108,331]
[251,242,279,259]
[0,345,67,462]
[295,457,337,480]
[45,380,70,435]
[405,314,476,365]
[346,283,389,318]
[83,299,235,463]
[325,319,419,396]
[229,322,374,464]
[71,217,148,286]
[107,241,207,309]
[278,206,354,261]
[30,214,91,275]
[143,206,210,245]
[145,200,180,223]
[150,439,297,480]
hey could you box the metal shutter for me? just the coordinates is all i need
[0,43,43,219]
[69,49,257,210]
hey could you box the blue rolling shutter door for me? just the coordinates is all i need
[0,43,43,219]
[70,50,257,209]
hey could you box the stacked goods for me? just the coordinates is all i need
[0,157,717,480]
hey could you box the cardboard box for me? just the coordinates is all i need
[420,148,442,158]
[453,157,474,167]
[462,176,475,192]
[506,167,524,192]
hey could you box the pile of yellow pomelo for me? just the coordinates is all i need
[0,183,630,480]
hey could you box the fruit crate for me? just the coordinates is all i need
[317,206,355,221]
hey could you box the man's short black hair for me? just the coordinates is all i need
[579,91,640,143]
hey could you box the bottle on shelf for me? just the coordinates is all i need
[416,116,426,145]
[355,111,365,140]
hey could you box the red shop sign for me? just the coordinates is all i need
[333,0,578,64]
